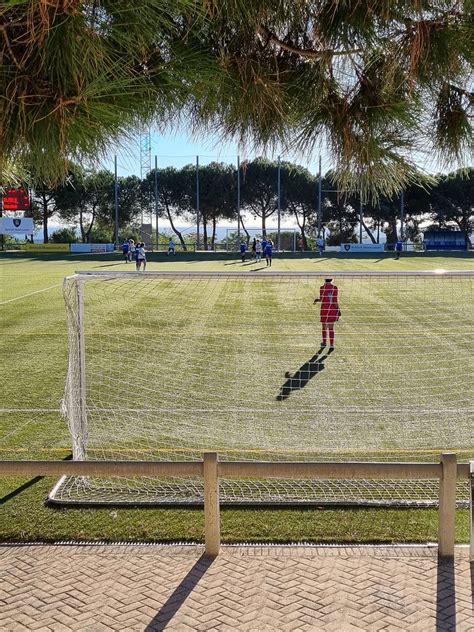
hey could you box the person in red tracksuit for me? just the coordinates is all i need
[313,278,341,350]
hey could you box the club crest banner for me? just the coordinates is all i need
[340,243,385,252]
[0,217,34,235]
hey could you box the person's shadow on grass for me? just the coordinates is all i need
[276,347,333,401]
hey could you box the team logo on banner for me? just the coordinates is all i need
[344,244,351,251]
[0,216,34,235]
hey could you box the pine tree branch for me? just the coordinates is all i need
[257,25,363,59]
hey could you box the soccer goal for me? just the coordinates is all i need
[225,227,299,251]
[50,270,474,506]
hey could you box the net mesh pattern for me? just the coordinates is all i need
[51,271,474,506]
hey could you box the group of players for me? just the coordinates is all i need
[240,238,274,266]
[119,239,340,348]
[121,239,147,270]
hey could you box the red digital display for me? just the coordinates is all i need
[2,188,29,211]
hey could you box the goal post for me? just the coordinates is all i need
[61,276,88,462]
[51,270,474,506]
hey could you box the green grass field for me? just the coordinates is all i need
[1,250,473,543]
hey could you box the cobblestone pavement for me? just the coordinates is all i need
[0,544,472,631]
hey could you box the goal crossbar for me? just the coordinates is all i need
[72,269,472,279]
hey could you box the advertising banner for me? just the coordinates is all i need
[0,217,34,235]
[23,243,69,252]
[90,243,109,253]
[70,244,91,253]
[71,243,114,253]
[340,243,385,252]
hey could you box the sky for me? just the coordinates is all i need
[103,128,330,180]
[96,127,335,233]
[100,123,451,180]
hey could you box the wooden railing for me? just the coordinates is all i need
[0,453,468,558]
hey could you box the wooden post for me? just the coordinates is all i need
[438,453,457,557]
[203,452,220,556]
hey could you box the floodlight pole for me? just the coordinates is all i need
[237,155,241,241]
[277,155,281,251]
[154,155,159,251]
[196,155,200,251]
[400,189,404,240]
[317,155,322,237]
[114,155,119,250]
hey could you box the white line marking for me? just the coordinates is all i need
[0,283,62,305]
[0,409,61,413]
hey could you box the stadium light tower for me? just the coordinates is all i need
[140,128,152,224]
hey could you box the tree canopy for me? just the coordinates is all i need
[0,0,203,183]
[1,1,472,198]
[187,0,473,197]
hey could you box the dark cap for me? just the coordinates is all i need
[324,278,333,283]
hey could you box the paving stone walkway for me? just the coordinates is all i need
[0,544,472,631]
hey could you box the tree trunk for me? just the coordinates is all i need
[454,213,472,248]
[239,215,250,242]
[162,189,187,250]
[84,206,96,243]
[79,209,86,242]
[384,217,398,244]
[211,216,217,249]
[361,219,376,243]
[261,213,266,237]
[292,205,307,250]
[300,226,307,250]
[202,213,208,250]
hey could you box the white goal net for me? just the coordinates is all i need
[50,270,474,506]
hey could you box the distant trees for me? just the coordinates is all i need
[30,182,57,244]
[144,167,191,250]
[431,170,474,247]
[53,169,142,244]
[280,163,316,250]
[22,158,473,248]
[50,227,78,244]
[180,162,237,250]
[240,158,279,237]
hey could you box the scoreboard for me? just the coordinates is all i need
[2,188,30,211]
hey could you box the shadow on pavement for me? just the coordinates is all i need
[436,557,456,630]
[145,554,215,631]
[470,561,474,626]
